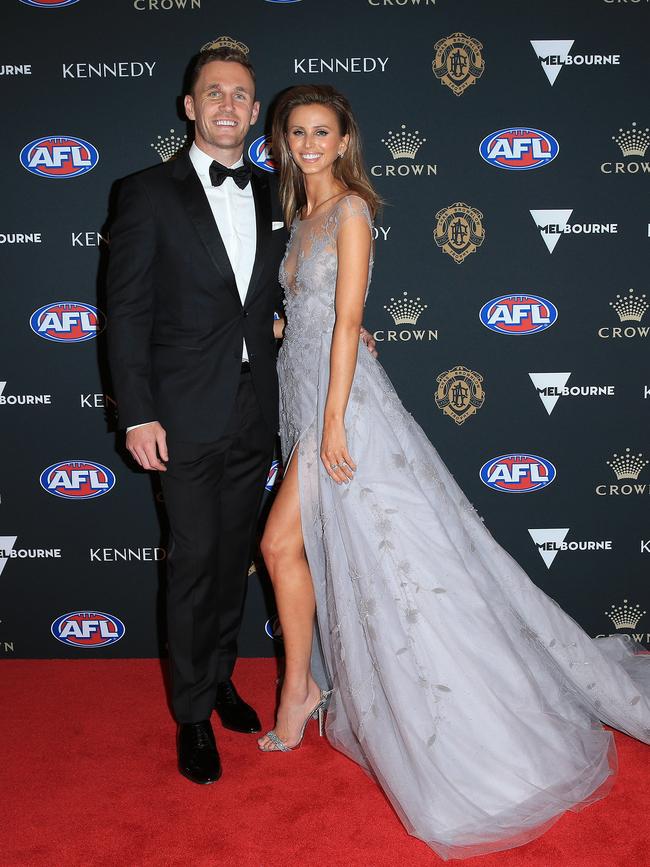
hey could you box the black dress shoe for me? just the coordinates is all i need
[177,720,222,785]
[215,679,262,733]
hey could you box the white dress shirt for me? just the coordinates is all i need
[127,142,257,432]
[189,141,257,346]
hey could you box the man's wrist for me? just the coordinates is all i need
[126,421,156,433]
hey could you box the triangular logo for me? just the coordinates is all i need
[529,372,571,415]
[528,528,570,569]
[0,536,18,577]
[530,209,572,254]
[530,40,574,86]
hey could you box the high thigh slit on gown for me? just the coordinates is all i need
[276,193,650,861]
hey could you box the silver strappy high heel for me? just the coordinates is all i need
[259,689,332,752]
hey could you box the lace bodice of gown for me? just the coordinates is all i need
[277,194,373,461]
[279,194,372,341]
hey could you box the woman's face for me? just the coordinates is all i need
[286,104,349,178]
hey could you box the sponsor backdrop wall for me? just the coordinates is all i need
[1,0,649,659]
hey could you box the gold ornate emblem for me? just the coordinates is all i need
[201,35,250,55]
[434,202,485,263]
[433,33,485,96]
[435,365,485,424]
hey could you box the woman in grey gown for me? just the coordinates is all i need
[257,84,650,860]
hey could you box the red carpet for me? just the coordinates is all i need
[1,659,648,867]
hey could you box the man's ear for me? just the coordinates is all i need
[184,94,195,122]
[251,100,261,126]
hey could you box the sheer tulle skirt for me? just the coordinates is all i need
[278,332,650,860]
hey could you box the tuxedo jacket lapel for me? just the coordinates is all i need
[173,153,240,302]
[245,168,272,305]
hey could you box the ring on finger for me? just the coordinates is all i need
[330,463,339,470]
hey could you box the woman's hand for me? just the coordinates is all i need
[360,326,378,358]
[321,418,357,484]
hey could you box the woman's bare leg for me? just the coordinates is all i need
[258,449,322,749]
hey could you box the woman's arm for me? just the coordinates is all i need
[321,211,372,484]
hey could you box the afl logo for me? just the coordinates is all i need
[479,128,559,171]
[479,294,558,335]
[51,611,125,648]
[20,0,80,5]
[264,616,283,640]
[265,460,281,491]
[479,454,556,493]
[40,460,116,500]
[248,134,277,173]
[30,302,105,343]
[20,135,99,178]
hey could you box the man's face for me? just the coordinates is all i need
[184,60,260,163]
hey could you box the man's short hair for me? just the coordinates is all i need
[185,47,256,96]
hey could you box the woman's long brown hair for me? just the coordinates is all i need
[271,84,382,227]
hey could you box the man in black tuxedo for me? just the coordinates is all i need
[107,44,287,784]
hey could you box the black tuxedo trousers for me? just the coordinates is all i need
[161,368,274,723]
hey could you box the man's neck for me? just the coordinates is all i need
[193,139,244,167]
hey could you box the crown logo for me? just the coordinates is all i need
[606,599,646,630]
[384,291,427,325]
[609,288,648,322]
[201,35,250,55]
[151,128,187,162]
[381,125,426,160]
[606,447,649,480]
[612,122,650,157]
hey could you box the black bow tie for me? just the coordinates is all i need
[209,160,251,190]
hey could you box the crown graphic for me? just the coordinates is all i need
[612,122,650,157]
[381,125,426,160]
[606,447,649,480]
[201,35,250,55]
[384,291,428,325]
[151,129,187,162]
[609,288,648,322]
[606,599,646,630]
